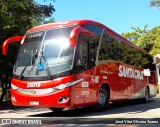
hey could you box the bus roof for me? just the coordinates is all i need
[28,19,150,56]
[27,20,101,32]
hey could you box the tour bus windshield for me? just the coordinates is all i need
[13,27,75,80]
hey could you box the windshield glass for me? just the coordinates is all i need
[13,27,75,80]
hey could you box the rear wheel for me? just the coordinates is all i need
[144,88,150,103]
[95,86,110,111]
[49,108,63,113]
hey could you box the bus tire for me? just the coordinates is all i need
[144,87,150,103]
[95,86,110,111]
[49,108,63,113]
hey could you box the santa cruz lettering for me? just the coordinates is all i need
[118,65,144,80]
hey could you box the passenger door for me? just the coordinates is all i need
[73,34,96,106]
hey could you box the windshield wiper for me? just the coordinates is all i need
[28,50,38,75]
[37,44,53,80]
[19,53,37,80]
[42,56,53,80]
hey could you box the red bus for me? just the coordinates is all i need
[2,20,158,112]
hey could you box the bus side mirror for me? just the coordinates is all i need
[154,54,160,66]
[2,36,23,55]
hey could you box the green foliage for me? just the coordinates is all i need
[44,17,55,24]
[122,0,160,56]
[0,0,55,36]
[122,25,149,46]
[0,0,55,76]
[122,26,160,56]
[149,26,160,55]
[150,0,160,9]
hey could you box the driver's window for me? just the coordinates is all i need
[76,34,88,72]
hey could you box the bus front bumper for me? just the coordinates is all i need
[11,88,71,108]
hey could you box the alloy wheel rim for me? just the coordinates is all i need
[98,92,106,105]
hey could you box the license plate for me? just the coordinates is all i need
[30,101,39,106]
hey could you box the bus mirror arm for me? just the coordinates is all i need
[2,36,23,55]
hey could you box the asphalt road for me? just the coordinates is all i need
[0,94,160,127]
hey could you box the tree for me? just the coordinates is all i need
[148,26,160,55]
[0,0,55,76]
[122,0,160,56]
[150,0,160,9]
[122,26,160,56]
[122,25,149,46]
[0,0,55,38]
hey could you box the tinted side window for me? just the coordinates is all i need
[99,31,123,61]
[76,34,88,72]
[121,43,153,69]
[98,31,154,70]
[83,24,103,35]
[122,44,143,67]
[88,36,99,67]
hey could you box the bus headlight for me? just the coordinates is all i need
[11,84,19,90]
[52,78,84,90]
[54,84,66,90]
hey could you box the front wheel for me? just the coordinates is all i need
[143,88,150,103]
[94,86,110,111]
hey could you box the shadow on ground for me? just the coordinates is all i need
[28,95,160,117]
[0,94,160,118]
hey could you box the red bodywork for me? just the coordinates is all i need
[2,20,158,108]
[10,62,157,108]
[2,36,23,55]
[11,75,74,108]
